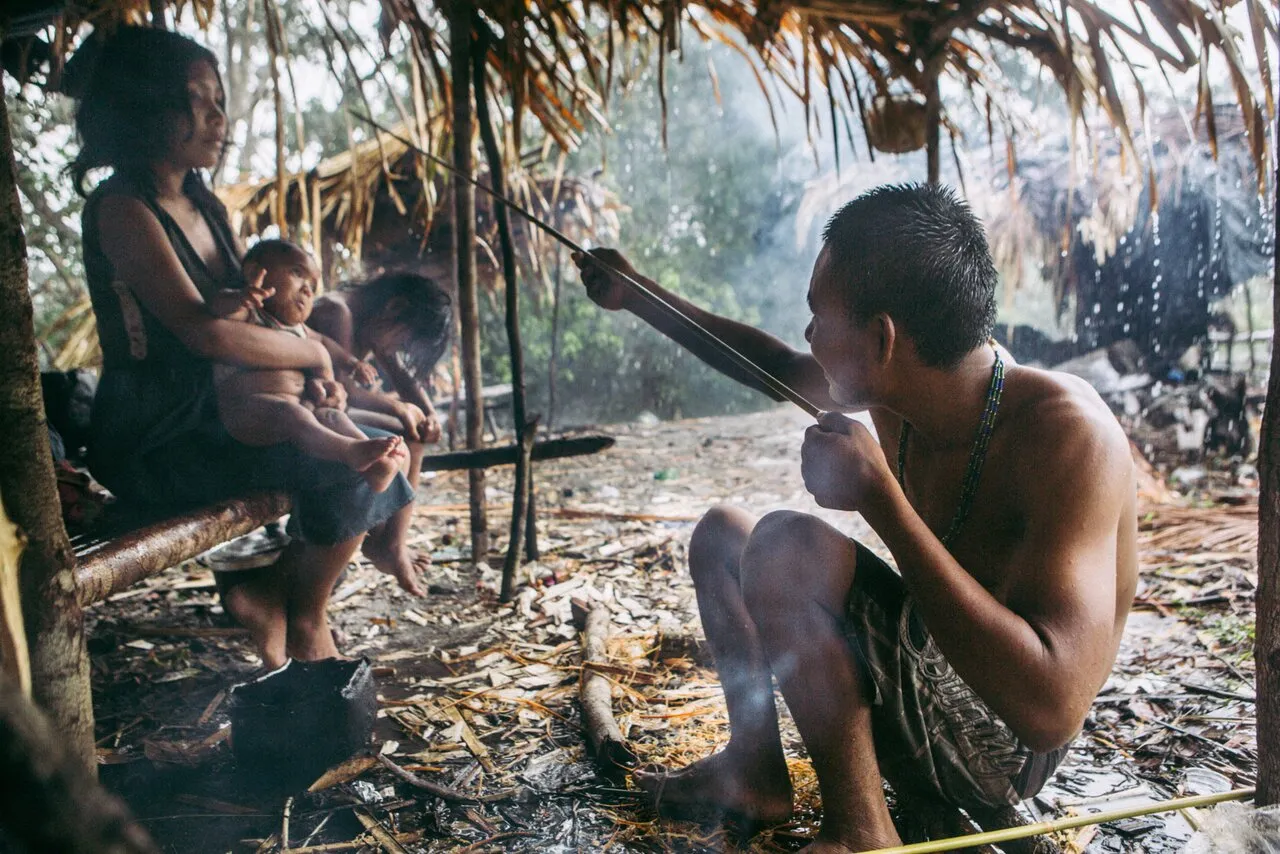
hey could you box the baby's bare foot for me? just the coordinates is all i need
[361,456,400,493]
[344,436,400,472]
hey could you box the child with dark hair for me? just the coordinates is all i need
[308,272,453,595]
[212,239,404,493]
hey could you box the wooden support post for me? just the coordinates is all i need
[501,419,537,603]
[474,27,537,576]
[548,242,564,434]
[923,54,943,187]
[448,4,488,564]
[0,95,95,773]
[1257,113,1279,806]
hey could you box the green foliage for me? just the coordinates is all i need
[5,82,87,363]
[493,42,817,426]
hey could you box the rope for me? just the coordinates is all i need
[350,113,822,417]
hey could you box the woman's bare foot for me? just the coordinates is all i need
[219,570,287,670]
[633,746,793,828]
[363,535,432,597]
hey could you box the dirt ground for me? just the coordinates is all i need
[84,407,1259,853]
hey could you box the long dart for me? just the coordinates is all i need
[350,112,822,417]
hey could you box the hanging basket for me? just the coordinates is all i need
[867,93,928,154]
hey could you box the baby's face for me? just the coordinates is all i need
[262,253,322,326]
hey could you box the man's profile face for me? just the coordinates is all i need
[804,246,877,408]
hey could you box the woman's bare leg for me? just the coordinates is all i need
[283,534,365,661]
[219,566,288,670]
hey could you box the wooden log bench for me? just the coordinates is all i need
[73,433,615,605]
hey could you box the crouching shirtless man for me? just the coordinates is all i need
[574,184,1137,852]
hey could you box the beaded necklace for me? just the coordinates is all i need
[896,349,1005,547]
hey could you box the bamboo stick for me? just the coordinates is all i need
[862,788,1254,854]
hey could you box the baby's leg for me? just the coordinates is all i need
[219,393,401,492]
[313,407,407,493]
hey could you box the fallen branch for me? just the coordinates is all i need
[375,754,524,803]
[579,605,638,779]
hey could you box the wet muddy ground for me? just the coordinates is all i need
[86,407,1258,852]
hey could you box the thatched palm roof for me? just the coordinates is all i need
[7,0,1274,180]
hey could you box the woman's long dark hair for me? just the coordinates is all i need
[67,25,224,208]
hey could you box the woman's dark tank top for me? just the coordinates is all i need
[83,173,243,469]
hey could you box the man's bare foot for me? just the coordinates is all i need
[797,828,903,854]
[363,537,432,597]
[286,616,343,661]
[220,570,287,670]
[634,747,793,828]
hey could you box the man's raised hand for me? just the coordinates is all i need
[800,411,896,512]
[572,248,639,311]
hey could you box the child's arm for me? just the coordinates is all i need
[375,348,436,421]
[348,386,437,443]
[306,328,371,384]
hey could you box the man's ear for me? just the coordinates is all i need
[874,313,897,365]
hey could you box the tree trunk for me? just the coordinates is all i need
[1257,113,1279,805]
[449,5,488,564]
[0,95,95,772]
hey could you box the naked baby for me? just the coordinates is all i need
[211,239,405,492]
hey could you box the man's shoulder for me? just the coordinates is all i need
[1001,365,1131,480]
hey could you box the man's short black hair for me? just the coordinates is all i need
[244,238,310,269]
[821,183,997,368]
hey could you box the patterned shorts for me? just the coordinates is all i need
[844,543,1068,809]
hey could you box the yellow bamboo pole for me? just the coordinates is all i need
[863,788,1255,854]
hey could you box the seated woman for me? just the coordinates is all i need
[211,238,403,493]
[309,272,453,596]
[72,25,419,668]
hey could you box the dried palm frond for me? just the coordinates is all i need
[14,0,1272,182]
[217,125,621,294]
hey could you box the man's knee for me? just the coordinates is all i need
[741,510,845,616]
[688,504,754,584]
